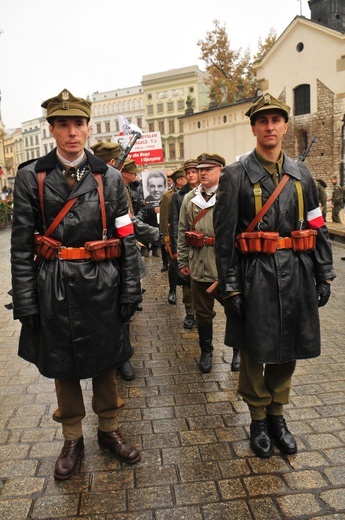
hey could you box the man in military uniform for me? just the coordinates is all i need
[11,90,142,480]
[169,159,199,328]
[160,168,188,305]
[214,93,335,458]
[177,153,225,373]
[330,175,343,223]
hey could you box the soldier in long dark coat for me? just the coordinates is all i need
[11,89,142,480]
[214,94,335,458]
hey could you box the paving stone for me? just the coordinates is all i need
[276,492,323,517]
[0,229,344,519]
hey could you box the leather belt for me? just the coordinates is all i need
[203,237,215,246]
[58,247,92,260]
[276,237,293,249]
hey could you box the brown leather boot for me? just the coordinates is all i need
[97,429,141,464]
[54,436,84,481]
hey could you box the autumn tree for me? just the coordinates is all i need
[197,20,277,105]
[254,28,278,61]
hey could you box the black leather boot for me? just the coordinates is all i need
[168,269,177,304]
[267,415,297,454]
[197,323,213,373]
[250,420,273,458]
[231,348,240,371]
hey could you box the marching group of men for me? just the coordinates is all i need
[10,88,335,481]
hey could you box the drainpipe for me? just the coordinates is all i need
[341,114,345,188]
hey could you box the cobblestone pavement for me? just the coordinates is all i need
[0,225,344,520]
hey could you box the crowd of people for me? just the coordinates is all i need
[9,88,335,482]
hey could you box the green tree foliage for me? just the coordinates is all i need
[197,20,277,105]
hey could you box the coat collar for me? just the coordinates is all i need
[35,148,108,174]
[190,184,217,209]
[241,151,301,183]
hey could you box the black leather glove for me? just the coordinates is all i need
[316,281,331,307]
[224,294,244,320]
[119,303,138,323]
[19,314,40,330]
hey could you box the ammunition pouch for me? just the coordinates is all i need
[34,235,62,260]
[236,229,317,254]
[185,231,214,248]
[84,239,121,261]
[236,231,279,254]
[34,235,121,261]
[290,229,317,251]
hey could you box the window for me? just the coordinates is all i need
[167,101,174,112]
[44,144,48,154]
[35,135,39,145]
[115,120,119,132]
[137,117,142,129]
[43,129,46,138]
[96,123,101,134]
[105,121,110,133]
[158,121,164,134]
[179,142,184,158]
[148,122,154,132]
[179,120,183,133]
[177,100,184,110]
[294,85,310,116]
[157,103,164,113]
[30,136,33,146]
[169,143,176,159]
[168,120,174,133]
[147,105,153,115]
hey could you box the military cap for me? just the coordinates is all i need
[196,153,226,168]
[91,142,122,162]
[122,158,139,174]
[245,93,290,123]
[41,88,92,119]
[183,158,198,171]
[170,168,186,182]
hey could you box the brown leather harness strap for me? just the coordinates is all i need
[246,174,291,232]
[38,171,106,238]
[192,207,211,229]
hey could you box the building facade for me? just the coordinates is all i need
[182,5,345,187]
[141,65,209,170]
[89,86,145,149]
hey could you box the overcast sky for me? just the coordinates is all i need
[1,0,310,129]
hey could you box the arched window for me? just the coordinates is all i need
[294,85,310,116]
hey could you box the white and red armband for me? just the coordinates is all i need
[114,213,134,238]
[307,207,324,229]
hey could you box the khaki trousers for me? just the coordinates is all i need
[238,352,296,420]
[53,369,125,440]
[191,279,216,325]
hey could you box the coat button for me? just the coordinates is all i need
[67,212,74,218]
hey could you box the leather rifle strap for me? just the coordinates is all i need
[192,207,211,229]
[246,174,291,232]
[38,171,106,238]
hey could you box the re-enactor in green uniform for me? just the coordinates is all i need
[214,94,335,458]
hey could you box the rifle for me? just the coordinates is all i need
[298,136,317,162]
[114,130,142,171]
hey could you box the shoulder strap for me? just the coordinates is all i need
[246,174,291,232]
[192,207,211,229]
[38,171,107,239]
